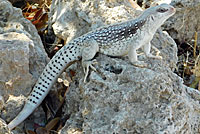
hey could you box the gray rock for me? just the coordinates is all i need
[61,48,200,133]
[1,0,200,133]
[0,0,48,132]
[0,0,49,79]
[0,32,34,130]
[166,0,200,44]
[0,33,33,98]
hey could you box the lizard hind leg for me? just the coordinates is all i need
[81,39,99,83]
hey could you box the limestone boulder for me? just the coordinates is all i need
[0,0,48,132]
[60,31,200,133]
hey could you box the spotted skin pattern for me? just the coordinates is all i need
[7,4,176,130]
[92,20,145,44]
[27,43,81,106]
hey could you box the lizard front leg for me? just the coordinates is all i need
[81,39,99,82]
[128,45,147,67]
[144,42,162,59]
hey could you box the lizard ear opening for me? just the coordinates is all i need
[156,8,168,13]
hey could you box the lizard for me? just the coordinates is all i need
[7,3,176,130]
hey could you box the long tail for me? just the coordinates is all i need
[8,43,80,130]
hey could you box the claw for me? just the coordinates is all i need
[83,65,86,74]
[83,65,89,83]
[90,59,98,71]
[82,59,98,83]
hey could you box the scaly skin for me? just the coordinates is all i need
[8,3,175,130]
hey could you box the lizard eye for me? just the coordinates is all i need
[156,8,168,13]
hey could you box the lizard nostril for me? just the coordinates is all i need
[170,7,176,12]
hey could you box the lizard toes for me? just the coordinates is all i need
[82,60,98,83]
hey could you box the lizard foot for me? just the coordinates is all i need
[131,61,147,68]
[82,59,98,83]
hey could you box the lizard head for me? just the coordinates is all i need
[142,3,176,30]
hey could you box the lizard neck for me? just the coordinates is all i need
[138,14,160,36]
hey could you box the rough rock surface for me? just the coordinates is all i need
[48,0,200,133]
[60,35,200,133]
[165,0,200,44]
[0,0,200,133]
[0,0,48,132]
[57,28,200,133]
[62,64,200,133]
[0,33,33,97]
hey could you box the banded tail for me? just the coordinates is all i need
[8,43,81,130]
